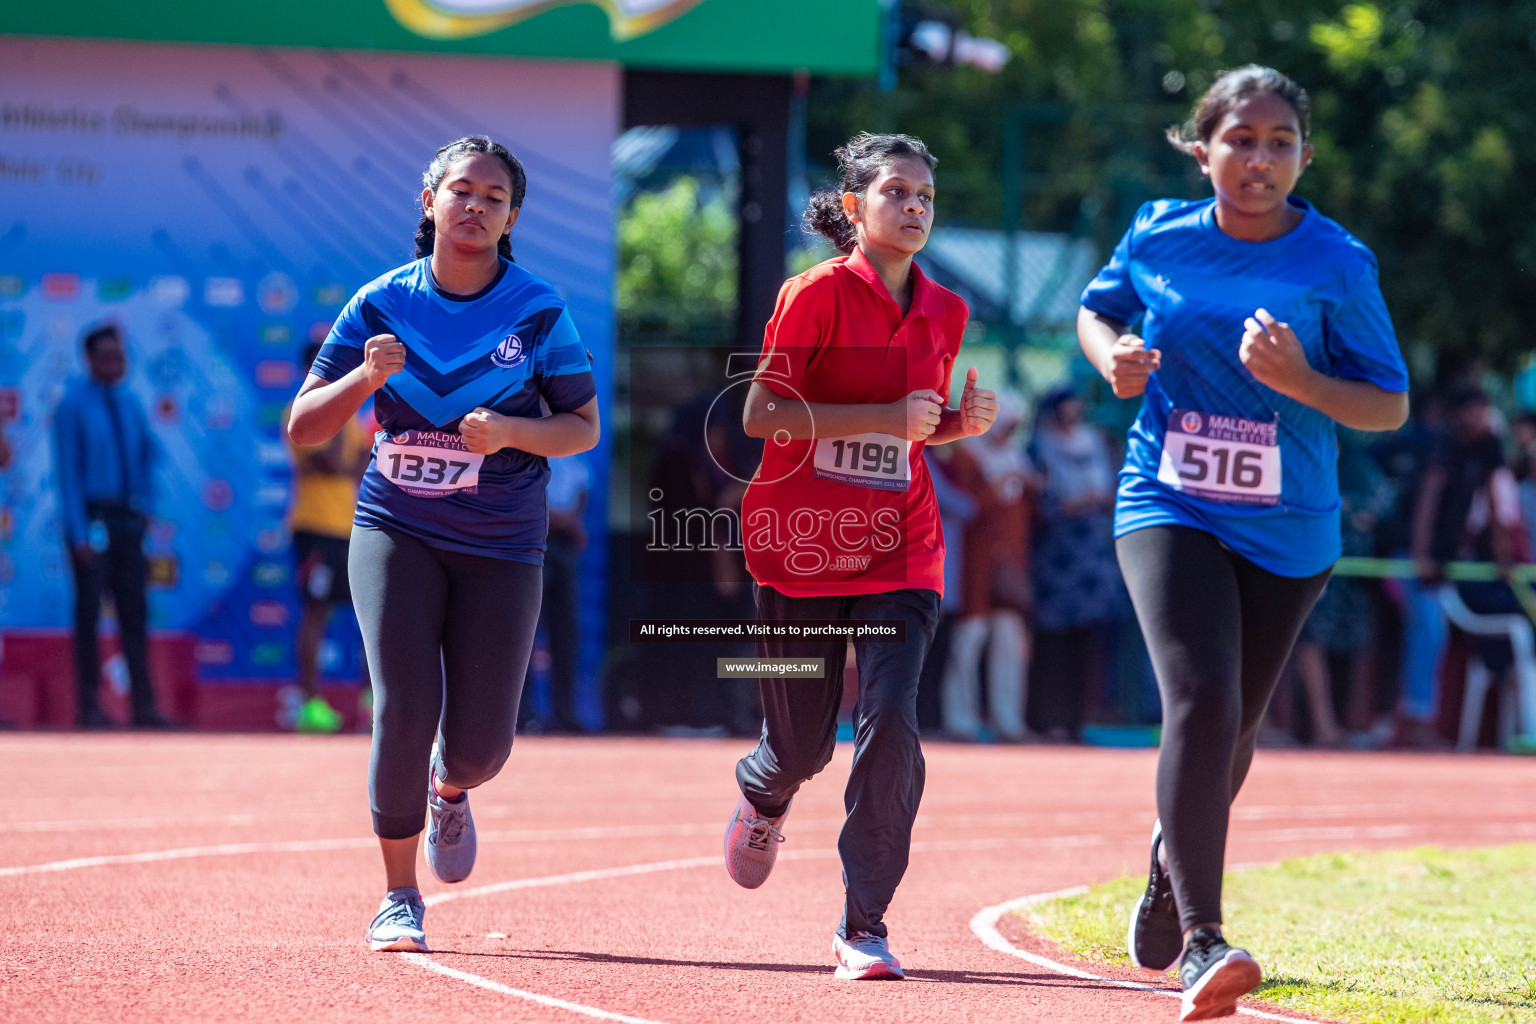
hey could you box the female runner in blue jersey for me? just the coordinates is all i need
[1077,67,1408,1020]
[288,136,599,952]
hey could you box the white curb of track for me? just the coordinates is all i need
[970,889,1325,1023]
[402,953,674,1024]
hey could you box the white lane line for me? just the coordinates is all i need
[423,856,724,906]
[0,813,260,834]
[422,831,1078,908]
[401,954,673,1024]
[0,837,372,878]
[0,822,1075,878]
[970,890,1325,1024]
[0,808,1120,840]
[11,818,1536,879]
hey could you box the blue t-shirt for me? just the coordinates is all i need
[1080,197,1409,577]
[311,257,596,563]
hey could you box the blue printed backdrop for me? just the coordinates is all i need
[0,37,616,690]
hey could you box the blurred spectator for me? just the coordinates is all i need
[641,389,759,735]
[1511,412,1536,549]
[1451,420,1530,682]
[285,340,371,733]
[940,391,1032,742]
[1025,387,1122,742]
[917,446,976,732]
[52,323,170,728]
[1401,386,1507,748]
[1368,390,1445,731]
[524,452,591,733]
[1292,432,1395,747]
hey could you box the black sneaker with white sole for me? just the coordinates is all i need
[1177,925,1262,1021]
[1126,820,1182,971]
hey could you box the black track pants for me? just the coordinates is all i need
[735,585,940,940]
[1117,525,1328,931]
[350,524,542,839]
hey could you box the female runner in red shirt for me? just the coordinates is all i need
[721,131,999,980]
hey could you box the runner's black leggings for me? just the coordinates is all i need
[1117,525,1329,932]
[350,524,543,839]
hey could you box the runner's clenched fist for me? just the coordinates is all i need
[362,334,406,390]
[896,389,944,441]
[459,406,514,455]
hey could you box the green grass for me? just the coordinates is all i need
[1024,845,1536,1024]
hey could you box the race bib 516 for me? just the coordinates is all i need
[376,430,483,498]
[1156,408,1281,506]
[813,432,911,492]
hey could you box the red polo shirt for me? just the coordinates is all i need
[742,247,969,597]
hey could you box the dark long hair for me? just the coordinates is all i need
[413,135,528,260]
[1166,65,1311,155]
[803,132,937,254]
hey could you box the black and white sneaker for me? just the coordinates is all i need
[1177,926,1261,1021]
[1126,820,1182,971]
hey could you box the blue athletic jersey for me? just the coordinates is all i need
[311,257,596,562]
[1081,197,1408,577]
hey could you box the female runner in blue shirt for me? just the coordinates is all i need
[288,136,599,952]
[1077,67,1408,1021]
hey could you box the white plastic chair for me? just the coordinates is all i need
[1437,585,1536,751]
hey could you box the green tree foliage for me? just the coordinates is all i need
[809,1,1536,368]
[618,175,737,342]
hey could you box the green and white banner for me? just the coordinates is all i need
[1,0,884,74]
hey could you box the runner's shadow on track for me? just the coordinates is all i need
[432,949,1137,991]
[903,968,1137,992]
[431,949,829,975]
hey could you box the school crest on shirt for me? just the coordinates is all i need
[491,334,526,368]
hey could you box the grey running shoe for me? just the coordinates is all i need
[833,931,905,980]
[723,794,789,889]
[425,767,477,884]
[1178,925,1262,1021]
[1127,819,1182,971]
[366,888,427,952]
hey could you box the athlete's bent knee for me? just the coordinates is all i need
[438,745,511,789]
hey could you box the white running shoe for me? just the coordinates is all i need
[833,931,904,980]
[722,794,789,889]
[366,888,427,952]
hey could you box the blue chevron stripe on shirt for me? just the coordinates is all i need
[311,257,596,562]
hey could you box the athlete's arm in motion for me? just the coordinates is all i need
[1240,309,1408,432]
[459,397,599,458]
[742,381,945,444]
[288,333,405,446]
[1077,307,1161,399]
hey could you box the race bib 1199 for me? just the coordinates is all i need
[1156,408,1281,506]
[813,432,911,492]
[376,430,483,499]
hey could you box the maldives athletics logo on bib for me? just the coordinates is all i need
[1180,411,1203,434]
[491,334,526,368]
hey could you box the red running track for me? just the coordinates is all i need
[5,735,1533,1024]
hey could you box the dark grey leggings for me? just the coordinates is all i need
[350,524,542,839]
[736,585,940,940]
[1117,525,1328,931]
